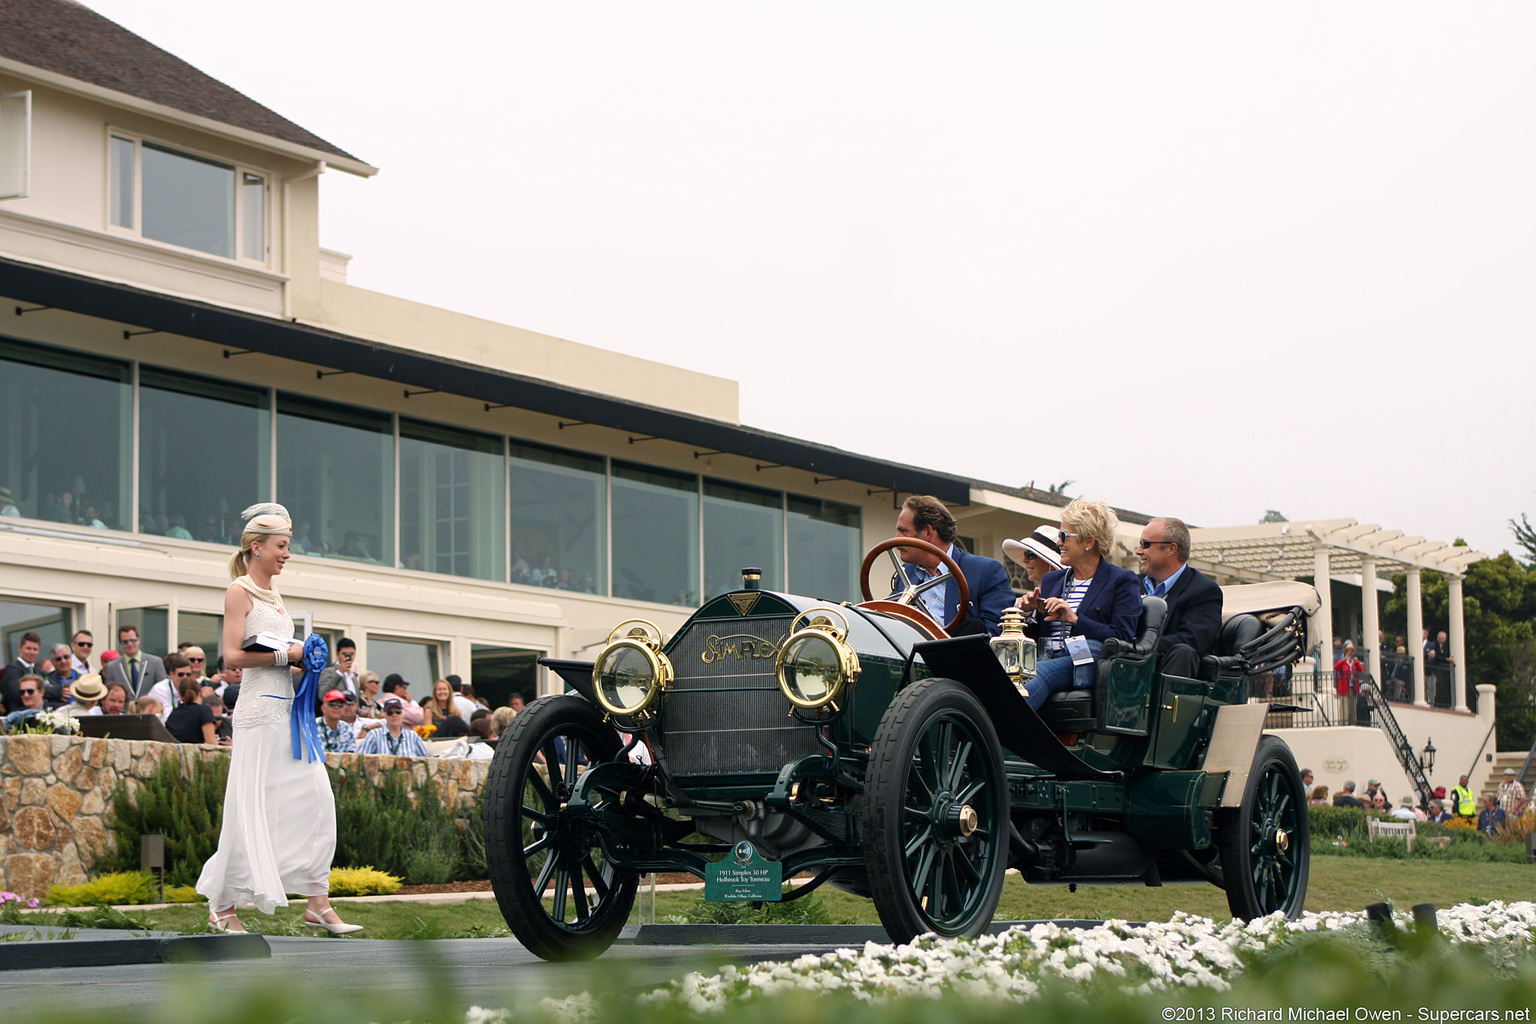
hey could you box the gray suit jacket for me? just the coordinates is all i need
[103,653,168,698]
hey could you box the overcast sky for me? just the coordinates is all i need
[88,1,1535,558]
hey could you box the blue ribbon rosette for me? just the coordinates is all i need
[290,633,330,762]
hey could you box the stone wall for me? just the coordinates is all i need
[0,736,491,901]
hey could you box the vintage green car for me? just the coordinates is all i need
[484,538,1319,961]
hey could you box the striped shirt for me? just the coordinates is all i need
[1046,572,1091,653]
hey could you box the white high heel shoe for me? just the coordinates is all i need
[209,908,245,933]
[304,906,363,935]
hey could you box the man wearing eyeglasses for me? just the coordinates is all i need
[101,624,168,698]
[1135,518,1222,677]
[3,673,51,729]
[893,495,1014,637]
[70,631,95,675]
[316,689,358,753]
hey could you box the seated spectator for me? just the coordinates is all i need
[101,681,130,715]
[1364,778,1389,806]
[207,694,232,742]
[63,674,107,717]
[469,715,494,742]
[45,643,79,703]
[507,693,527,713]
[424,679,462,728]
[164,677,216,744]
[1369,792,1389,814]
[1390,796,1418,821]
[1017,499,1140,711]
[1332,780,1364,808]
[356,671,383,720]
[146,653,194,723]
[355,697,430,757]
[435,715,469,739]
[164,513,194,540]
[1477,795,1507,837]
[1427,799,1452,823]
[3,674,49,730]
[316,690,357,753]
[1309,785,1329,805]
[491,705,517,738]
[130,697,164,716]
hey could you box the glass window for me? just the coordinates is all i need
[509,441,605,594]
[787,496,861,602]
[367,637,440,696]
[612,461,698,607]
[109,136,134,228]
[399,419,505,580]
[141,142,235,258]
[177,611,224,671]
[0,337,130,529]
[139,368,269,544]
[241,173,265,261]
[0,598,71,664]
[471,644,542,710]
[703,479,783,596]
[276,394,393,565]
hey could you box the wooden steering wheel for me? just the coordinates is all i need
[858,537,972,633]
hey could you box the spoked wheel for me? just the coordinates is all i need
[1219,734,1310,919]
[865,678,1008,943]
[484,694,639,960]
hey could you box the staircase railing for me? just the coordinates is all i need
[1520,734,1536,793]
[1361,676,1433,804]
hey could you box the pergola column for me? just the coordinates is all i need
[1448,574,1467,711]
[1407,568,1426,706]
[1312,546,1333,694]
[1360,554,1380,680]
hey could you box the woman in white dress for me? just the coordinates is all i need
[195,503,361,935]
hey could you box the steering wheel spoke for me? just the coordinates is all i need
[859,537,972,632]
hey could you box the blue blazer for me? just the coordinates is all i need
[1037,559,1141,645]
[900,547,1015,636]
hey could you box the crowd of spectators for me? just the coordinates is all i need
[1,628,533,761]
[1305,765,1530,837]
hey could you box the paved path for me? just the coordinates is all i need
[1,934,829,1018]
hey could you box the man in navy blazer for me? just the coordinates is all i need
[1135,517,1223,677]
[894,496,1014,636]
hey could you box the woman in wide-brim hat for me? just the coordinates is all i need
[1003,524,1064,590]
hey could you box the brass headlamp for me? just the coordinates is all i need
[591,619,673,722]
[989,607,1037,699]
[775,607,861,711]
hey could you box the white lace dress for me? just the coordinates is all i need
[196,576,336,913]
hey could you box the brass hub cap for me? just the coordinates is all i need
[957,805,978,837]
[1274,826,1289,852]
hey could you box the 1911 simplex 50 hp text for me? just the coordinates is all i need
[484,537,1320,960]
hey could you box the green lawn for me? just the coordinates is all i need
[25,856,1531,940]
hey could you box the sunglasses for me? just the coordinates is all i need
[75,641,93,649]
[19,688,38,695]
[121,637,140,645]
[1020,550,1039,562]
[1137,539,1174,550]
[1057,531,1079,544]
[385,708,403,715]
[325,700,346,707]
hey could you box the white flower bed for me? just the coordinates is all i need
[461,902,1536,1023]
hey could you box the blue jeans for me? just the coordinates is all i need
[1026,639,1103,711]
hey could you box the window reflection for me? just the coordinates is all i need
[612,461,698,607]
[788,496,861,602]
[367,637,440,694]
[509,442,605,594]
[703,479,782,596]
[139,368,268,544]
[141,143,235,258]
[277,394,393,565]
[400,419,505,580]
[0,337,130,529]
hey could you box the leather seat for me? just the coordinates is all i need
[1199,613,1263,681]
[1038,597,1167,733]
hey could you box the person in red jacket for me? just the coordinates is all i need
[1334,640,1364,724]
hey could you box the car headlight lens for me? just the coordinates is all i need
[591,620,672,722]
[776,608,860,710]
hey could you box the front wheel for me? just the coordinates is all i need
[865,678,1009,943]
[1218,733,1310,919]
[483,694,639,960]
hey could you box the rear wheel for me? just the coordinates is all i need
[484,695,639,960]
[1219,734,1309,919]
[865,678,1008,943]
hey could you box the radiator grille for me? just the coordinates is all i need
[661,616,822,777]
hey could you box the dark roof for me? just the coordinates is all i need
[0,0,364,164]
[0,257,971,504]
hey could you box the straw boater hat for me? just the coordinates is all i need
[71,674,107,702]
[1002,525,1064,572]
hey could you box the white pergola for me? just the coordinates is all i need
[1168,519,1486,709]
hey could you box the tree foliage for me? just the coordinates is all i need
[1510,513,1536,567]
[1260,510,1289,524]
[1382,550,1536,754]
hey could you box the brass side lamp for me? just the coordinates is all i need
[990,607,1037,699]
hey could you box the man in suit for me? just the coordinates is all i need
[1,630,44,714]
[893,495,1014,636]
[318,637,358,699]
[1135,517,1222,677]
[100,624,168,698]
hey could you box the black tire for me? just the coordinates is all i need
[484,694,639,960]
[865,678,1009,943]
[1219,733,1310,919]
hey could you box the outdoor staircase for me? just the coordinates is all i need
[1361,676,1433,803]
[1479,744,1534,804]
